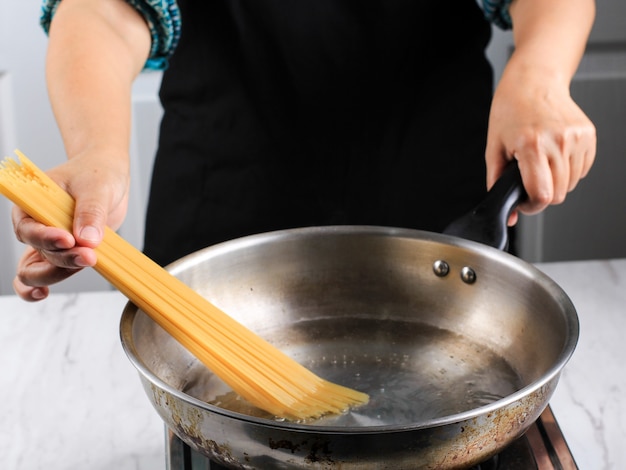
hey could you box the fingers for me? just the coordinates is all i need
[11,204,97,266]
[566,125,597,190]
[515,133,560,214]
[48,164,115,248]
[13,277,49,302]
[12,206,74,249]
[12,246,86,302]
[11,198,99,302]
[72,194,107,248]
[513,122,596,216]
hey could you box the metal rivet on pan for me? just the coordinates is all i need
[433,260,450,277]
[460,266,477,284]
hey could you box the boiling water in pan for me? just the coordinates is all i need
[183,318,522,426]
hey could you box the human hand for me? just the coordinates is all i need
[485,65,596,226]
[12,153,129,301]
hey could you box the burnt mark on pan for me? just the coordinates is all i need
[268,438,302,453]
[268,437,335,464]
[304,440,335,464]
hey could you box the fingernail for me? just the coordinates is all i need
[79,225,101,243]
[74,255,90,268]
[31,288,46,300]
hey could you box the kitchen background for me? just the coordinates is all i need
[1,0,625,296]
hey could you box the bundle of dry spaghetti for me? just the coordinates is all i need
[0,150,368,420]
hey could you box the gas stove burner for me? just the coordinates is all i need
[166,406,577,470]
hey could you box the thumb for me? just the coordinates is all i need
[72,195,109,248]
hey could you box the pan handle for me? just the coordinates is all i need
[443,160,527,251]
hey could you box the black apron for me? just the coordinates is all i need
[144,0,494,266]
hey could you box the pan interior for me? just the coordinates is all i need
[176,315,522,427]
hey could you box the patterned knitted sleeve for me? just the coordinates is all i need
[40,0,182,71]
[482,0,514,29]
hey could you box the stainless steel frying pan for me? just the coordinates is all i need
[120,164,578,468]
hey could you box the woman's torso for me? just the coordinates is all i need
[145,0,493,265]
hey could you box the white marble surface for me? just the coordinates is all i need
[0,291,164,470]
[538,259,626,470]
[0,258,625,469]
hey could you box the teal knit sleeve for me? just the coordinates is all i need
[482,0,514,29]
[40,0,181,71]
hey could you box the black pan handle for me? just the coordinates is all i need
[443,160,527,251]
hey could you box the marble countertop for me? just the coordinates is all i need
[1,258,625,469]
